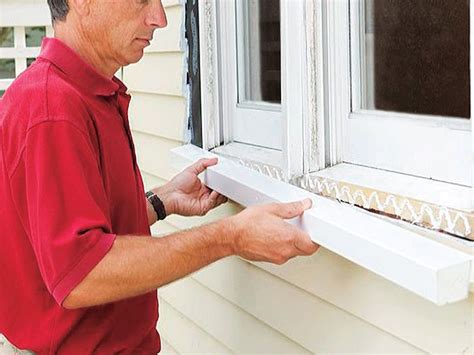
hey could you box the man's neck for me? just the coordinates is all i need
[53,22,119,79]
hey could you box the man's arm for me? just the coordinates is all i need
[146,158,228,226]
[63,200,318,309]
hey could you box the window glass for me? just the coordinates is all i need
[0,59,15,79]
[25,26,46,47]
[27,58,36,67]
[237,0,281,104]
[359,0,470,118]
[0,90,5,97]
[0,27,14,48]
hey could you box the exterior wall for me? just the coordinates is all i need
[124,2,474,355]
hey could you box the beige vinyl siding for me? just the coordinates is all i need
[124,3,474,354]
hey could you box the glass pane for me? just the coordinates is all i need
[25,26,46,47]
[360,0,470,118]
[0,27,14,47]
[237,0,281,104]
[0,59,15,79]
[0,90,5,98]
[27,58,36,67]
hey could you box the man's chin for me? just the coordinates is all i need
[124,50,145,66]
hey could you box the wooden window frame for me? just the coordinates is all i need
[0,4,52,93]
[200,0,310,178]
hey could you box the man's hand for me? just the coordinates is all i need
[228,199,319,265]
[151,158,227,218]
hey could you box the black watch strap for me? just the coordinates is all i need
[146,191,167,221]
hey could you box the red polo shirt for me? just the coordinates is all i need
[0,38,160,354]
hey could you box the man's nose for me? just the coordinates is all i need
[146,0,168,29]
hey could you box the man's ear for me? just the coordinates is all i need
[67,0,92,17]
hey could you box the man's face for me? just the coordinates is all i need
[82,0,167,67]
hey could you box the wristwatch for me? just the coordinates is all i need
[146,191,167,221]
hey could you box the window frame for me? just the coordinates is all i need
[200,0,309,178]
[197,0,473,239]
[0,3,52,94]
[334,0,472,186]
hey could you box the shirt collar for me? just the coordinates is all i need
[39,37,128,97]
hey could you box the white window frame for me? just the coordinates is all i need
[181,0,474,304]
[220,0,283,151]
[323,0,471,187]
[200,0,309,178]
[0,3,52,93]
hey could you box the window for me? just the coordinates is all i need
[323,0,472,186]
[181,0,474,303]
[197,0,473,240]
[0,1,52,97]
[212,0,306,164]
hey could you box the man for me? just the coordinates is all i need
[0,0,319,353]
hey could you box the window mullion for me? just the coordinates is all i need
[281,0,306,178]
[323,0,351,167]
[14,26,26,77]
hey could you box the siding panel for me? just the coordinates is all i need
[124,53,185,96]
[129,93,186,141]
[160,277,311,354]
[193,257,424,354]
[158,299,232,354]
[147,5,184,53]
[255,249,474,354]
[132,132,181,181]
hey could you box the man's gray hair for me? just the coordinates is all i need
[47,0,69,22]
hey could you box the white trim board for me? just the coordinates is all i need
[0,5,51,27]
[170,144,473,305]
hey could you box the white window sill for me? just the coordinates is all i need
[170,144,473,305]
[313,163,471,213]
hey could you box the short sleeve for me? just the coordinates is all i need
[23,120,116,306]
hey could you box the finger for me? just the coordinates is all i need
[216,194,228,206]
[294,233,320,255]
[187,157,218,175]
[267,198,313,219]
[205,190,220,209]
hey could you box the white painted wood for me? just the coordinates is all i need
[217,0,283,151]
[160,277,312,354]
[170,144,473,305]
[304,0,326,173]
[233,104,283,150]
[314,163,472,212]
[282,0,305,178]
[321,0,350,166]
[212,142,282,168]
[0,47,40,59]
[194,257,425,354]
[123,53,185,96]
[13,26,26,77]
[0,80,14,91]
[0,4,51,27]
[345,111,471,186]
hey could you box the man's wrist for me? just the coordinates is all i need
[152,186,176,216]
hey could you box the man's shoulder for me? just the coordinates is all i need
[0,60,97,176]
[1,58,91,129]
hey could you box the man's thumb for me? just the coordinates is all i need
[268,199,312,219]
